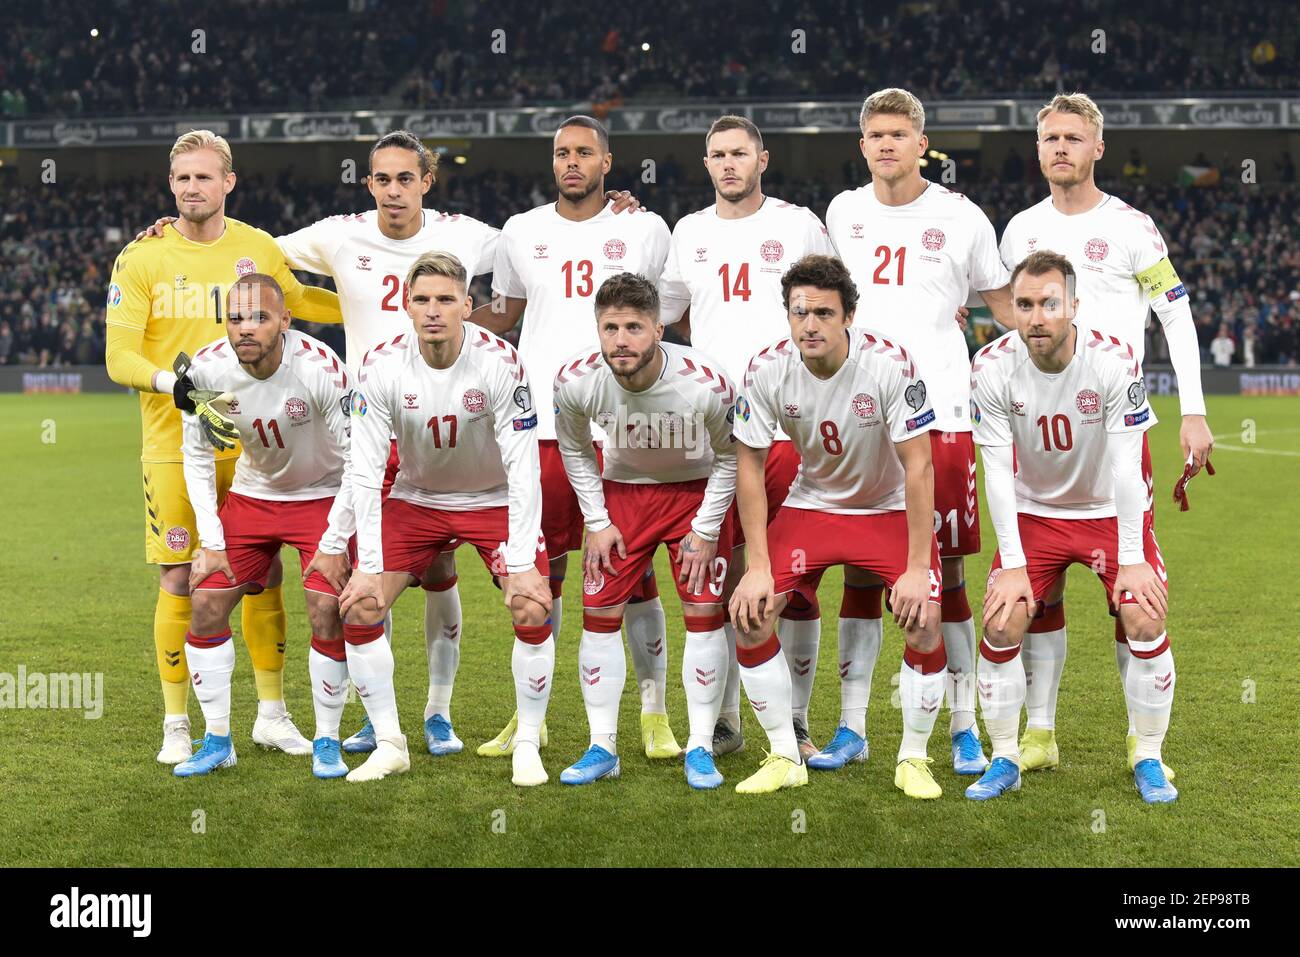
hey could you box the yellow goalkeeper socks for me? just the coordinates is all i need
[154,588,191,715]
[242,584,287,702]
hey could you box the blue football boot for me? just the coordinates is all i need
[559,745,620,785]
[424,714,464,756]
[952,727,991,775]
[1134,758,1178,804]
[312,736,348,779]
[174,732,237,777]
[965,756,1022,800]
[684,747,724,790]
[342,717,377,754]
[807,722,868,770]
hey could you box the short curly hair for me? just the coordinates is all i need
[594,272,660,318]
[781,255,859,317]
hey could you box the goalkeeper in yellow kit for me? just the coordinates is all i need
[105,130,344,764]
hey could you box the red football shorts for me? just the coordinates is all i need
[381,498,549,582]
[581,478,734,608]
[195,491,348,596]
[931,430,980,557]
[987,512,1168,613]
[539,438,603,560]
[766,506,942,606]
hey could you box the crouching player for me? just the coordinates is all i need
[178,274,356,779]
[968,250,1176,803]
[553,273,738,789]
[338,252,555,786]
[729,255,946,797]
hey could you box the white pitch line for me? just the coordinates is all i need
[1210,443,1300,458]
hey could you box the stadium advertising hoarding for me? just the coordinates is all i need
[5,99,1298,147]
[8,365,1296,395]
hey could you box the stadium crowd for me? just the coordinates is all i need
[3,166,1296,370]
[1,0,1295,120]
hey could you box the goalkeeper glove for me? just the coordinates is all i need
[173,352,240,451]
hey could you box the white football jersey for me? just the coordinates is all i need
[277,209,499,374]
[826,182,1009,433]
[970,324,1157,518]
[734,327,937,514]
[999,194,1173,365]
[347,321,542,574]
[491,202,672,440]
[182,330,353,550]
[658,197,833,386]
[553,341,738,538]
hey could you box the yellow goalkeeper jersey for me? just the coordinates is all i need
[105,217,342,464]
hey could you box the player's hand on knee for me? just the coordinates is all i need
[1112,562,1168,621]
[982,565,1037,632]
[306,548,352,593]
[729,566,774,634]
[677,530,718,596]
[189,547,233,593]
[503,566,552,614]
[584,525,626,584]
[890,565,933,630]
[340,571,385,620]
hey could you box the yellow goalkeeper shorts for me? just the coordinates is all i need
[142,459,237,565]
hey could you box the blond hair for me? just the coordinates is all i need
[1036,93,1104,138]
[405,251,467,295]
[170,129,234,176]
[860,87,925,134]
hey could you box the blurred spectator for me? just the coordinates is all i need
[1211,324,1236,365]
[0,319,11,364]
[2,0,1296,120]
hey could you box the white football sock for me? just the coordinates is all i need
[625,597,668,715]
[1022,627,1067,730]
[942,616,978,734]
[187,638,235,737]
[345,637,401,741]
[739,642,798,762]
[837,615,882,737]
[1115,635,1136,736]
[779,615,820,725]
[682,627,728,753]
[382,609,393,643]
[550,593,564,645]
[897,658,945,761]
[256,698,288,720]
[424,586,462,722]
[1124,636,1175,763]
[977,638,1026,762]
[513,635,555,747]
[309,647,349,739]
[720,622,742,728]
[580,628,625,753]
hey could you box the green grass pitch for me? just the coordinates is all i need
[1,392,1296,867]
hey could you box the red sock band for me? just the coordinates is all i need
[904,642,948,675]
[185,628,232,649]
[683,610,726,633]
[940,584,972,623]
[549,577,564,599]
[1028,600,1065,633]
[980,638,1022,664]
[422,574,459,593]
[514,623,552,645]
[310,634,347,661]
[840,584,884,619]
[582,612,623,634]
[780,591,820,621]
[1128,634,1171,659]
[343,622,384,645]
[737,632,781,668]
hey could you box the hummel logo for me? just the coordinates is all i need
[750,699,767,712]
[695,667,717,687]
[354,684,369,697]
[921,695,940,714]
[1155,671,1173,692]
[528,675,547,693]
[839,660,851,678]
[164,650,181,665]
[322,680,340,695]
[581,665,601,686]
[647,638,664,656]
[794,657,812,677]
[192,672,202,686]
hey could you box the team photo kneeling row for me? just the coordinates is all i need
[163,248,1178,804]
